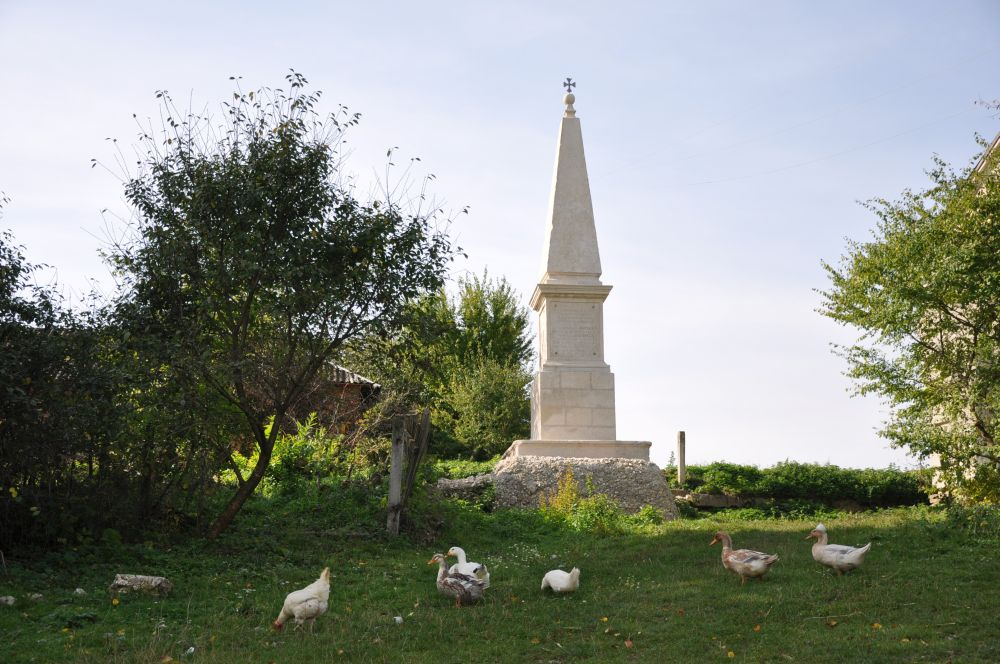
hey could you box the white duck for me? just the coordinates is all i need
[273,567,330,632]
[446,546,490,588]
[428,553,486,606]
[541,567,580,593]
[806,523,871,575]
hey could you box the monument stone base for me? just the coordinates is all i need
[492,455,678,517]
[505,439,650,461]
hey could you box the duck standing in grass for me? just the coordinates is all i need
[273,567,330,632]
[710,531,779,585]
[806,523,871,575]
[541,567,580,593]
[428,553,486,606]
[446,546,490,588]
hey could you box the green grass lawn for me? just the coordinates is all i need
[1,495,995,663]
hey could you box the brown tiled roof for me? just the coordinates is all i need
[327,364,380,388]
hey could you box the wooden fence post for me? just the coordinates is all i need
[386,416,406,535]
[677,431,686,486]
[386,410,432,536]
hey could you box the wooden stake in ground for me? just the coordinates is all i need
[386,409,431,535]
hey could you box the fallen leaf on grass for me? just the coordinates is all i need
[901,638,910,643]
[827,620,838,628]
[676,608,686,617]
[600,616,609,622]
[160,657,173,663]
[531,637,540,644]
[871,623,882,630]
[111,598,120,606]
[753,624,761,633]
[728,651,735,658]
[625,639,634,649]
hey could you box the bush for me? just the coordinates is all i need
[539,466,581,517]
[946,504,1000,539]
[630,504,665,527]
[538,466,628,535]
[431,456,499,480]
[571,494,624,535]
[698,463,764,495]
[668,461,928,509]
[440,357,530,459]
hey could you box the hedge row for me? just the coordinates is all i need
[665,461,931,508]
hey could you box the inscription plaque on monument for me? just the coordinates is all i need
[549,301,600,362]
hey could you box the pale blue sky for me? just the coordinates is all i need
[1,1,998,467]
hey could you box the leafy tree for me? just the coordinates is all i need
[820,138,1000,500]
[0,201,128,547]
[443,356,532,458]
[107,72,456,537]
[349,272,533,459]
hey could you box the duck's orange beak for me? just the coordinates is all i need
[805,532,816,540]
[427,557,437,565]
[709,536,718,546]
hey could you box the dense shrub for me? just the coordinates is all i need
[698,462,764,495]
[539,466,632,536]
[667,461,929,508]
[431,456,499,480]
[570,494,625,535]
[946,504,1000,539]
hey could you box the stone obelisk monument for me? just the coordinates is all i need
[494,80,676,517]
[506,79,650,461]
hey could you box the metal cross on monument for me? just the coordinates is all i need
[563,77,576,93]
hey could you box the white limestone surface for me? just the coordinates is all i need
[493,455,678,517]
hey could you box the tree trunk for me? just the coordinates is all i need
[207,445,273,539]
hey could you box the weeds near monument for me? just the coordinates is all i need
[539,466,580,515]
[537,466,657,535]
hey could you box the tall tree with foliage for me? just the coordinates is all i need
[820,139,1000,500]
[108,72,456,537]
[1,199,127,547]
[350,272,533,458]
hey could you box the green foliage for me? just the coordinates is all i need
[629,504,665,527]
[538,466,627,535]
[349,271,532,459]
[820,141,1000,499]
[442,357,531,458]
[669,461,928,508]
[946,503,1000,539]
[107,72,456,537]
[699,462,764,495]
[431,456,499,479]
[720,500,848,522]
[570,493,625,535]
[539,465,581,516]
[264,416,343,493]
[0,219,136,548]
